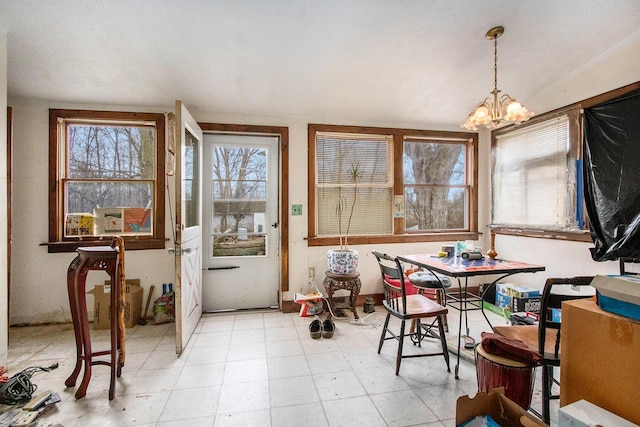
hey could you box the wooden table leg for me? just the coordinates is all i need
[350,278,361,319]
[65,255,84,389]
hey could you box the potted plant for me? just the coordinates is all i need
[327,162,362,274]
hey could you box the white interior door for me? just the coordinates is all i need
[174,101,203,353]
[202,134,279,311]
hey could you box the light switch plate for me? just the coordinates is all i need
[292,204,302,216]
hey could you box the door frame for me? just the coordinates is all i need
[198,123,290,304]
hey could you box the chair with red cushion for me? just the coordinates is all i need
[372,250,450,375]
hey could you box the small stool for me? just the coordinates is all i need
[409,270,451,331]
[65,236,126,400]
[475,343,535,410]
[323,271,362,319]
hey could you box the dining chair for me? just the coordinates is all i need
[492,276,594,423]
[372,250,450,375]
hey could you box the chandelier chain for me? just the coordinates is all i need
[493,34,498,93]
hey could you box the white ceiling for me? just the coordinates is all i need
[1,1,639,128]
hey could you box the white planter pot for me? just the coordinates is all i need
[327,249,359,274]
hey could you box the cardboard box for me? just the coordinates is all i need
[591,274,640,320]
[558,400,638,427]
[495,291,512,309]
[496,283,541,312]
[456,388,547,427]
[496,283,540,298]
[510,296,541,313]
[88,279,143,329]
[560,299,640,425]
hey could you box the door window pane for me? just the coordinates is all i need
[183,130,199,228]
[211,146,267,257]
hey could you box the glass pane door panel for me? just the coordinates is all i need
[210,146,268,257]
[183,129,199,228]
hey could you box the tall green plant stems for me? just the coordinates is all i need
[336,162,362,251]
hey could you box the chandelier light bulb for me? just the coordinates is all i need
[461,26,533,130]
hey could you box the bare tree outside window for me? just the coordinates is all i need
[67,124,155,214]
[404,140,467,231]
[49,109,165,251]
[211,146,267,256]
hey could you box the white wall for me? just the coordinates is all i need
[1,29,8,364]
[7,32,640,325]
[9,100,176,325]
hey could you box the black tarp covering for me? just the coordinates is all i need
[583,88,640,261]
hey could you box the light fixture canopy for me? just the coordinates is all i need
[462,26,533,131]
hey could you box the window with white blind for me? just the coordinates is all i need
[308,123,479,245]
[315,132,393,237]
[491,108,583,232]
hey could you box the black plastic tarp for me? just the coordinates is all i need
[583,88,640,261]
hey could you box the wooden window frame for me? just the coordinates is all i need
[46,109,166,252]
[307,123,479,246]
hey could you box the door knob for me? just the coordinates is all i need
[271,223,278,228]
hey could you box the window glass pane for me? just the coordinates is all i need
[402,140,468,232]
[65,181,153,236]
[68,124,155,179]
[211,146,268,257]
[317,187,393,235]
[66,181,154,213]
[315,132,393,237]
[492,115,577,230]
[183,129,199,228]
[316,136,389,184]
[405,187,467,230]
[403,141,465,185]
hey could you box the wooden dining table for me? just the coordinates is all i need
[397,254,545,379]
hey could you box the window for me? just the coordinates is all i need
[315,132,394,237]
[48,109,166,252]
[308,124,478,246]
[491,107,584,235]
[404,138,469,232]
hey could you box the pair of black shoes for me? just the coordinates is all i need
[309,318,335,339]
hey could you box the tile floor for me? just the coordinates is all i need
[5,306,556,426]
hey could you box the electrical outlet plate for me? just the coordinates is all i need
[308,267,315,279]
[292,204,302,216]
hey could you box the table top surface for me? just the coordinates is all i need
[398,254,545,277]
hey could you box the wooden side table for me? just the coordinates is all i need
[65,237,126,400]
[323,271,362,319]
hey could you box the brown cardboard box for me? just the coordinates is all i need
[456,388,548,427]
[560,298,640,425]
[456,387,549,427]
[88,279,143,329]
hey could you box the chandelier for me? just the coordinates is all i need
[462,26,533,131]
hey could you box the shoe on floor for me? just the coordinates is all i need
[322,319,335,338]
[463,335,475,349]
[309,319,322,339]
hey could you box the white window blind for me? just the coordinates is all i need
[492,115,579,230]
[316,132,393,236]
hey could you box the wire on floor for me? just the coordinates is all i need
[308,278,381,328]
[0,363,58,405]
